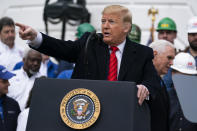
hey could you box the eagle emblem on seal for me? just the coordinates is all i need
[71,98,90,120]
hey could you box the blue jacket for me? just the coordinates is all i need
[57,69,73,79]
[47,60,58,78]
[12,61,23,71]
[0,95,20,131]
[13,60,58,78]
[163,68,173,89]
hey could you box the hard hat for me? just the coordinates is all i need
[76,23,95,39]
[187,16,197,33]
[128,24,141,43]
[156,17,177,31]
[171,52,197,75]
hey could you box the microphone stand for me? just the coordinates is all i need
[83,31,101,79]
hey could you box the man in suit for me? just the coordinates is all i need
[149,40,176,131]
[16,5,161,129]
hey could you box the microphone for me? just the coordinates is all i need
[84,31,102,63]
[94,33,103,41]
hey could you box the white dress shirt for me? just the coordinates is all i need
[27,32,42,48]
[0,41,23,71]
[16,108,29,131]
[7,68,42,111]
[39,60,49,77]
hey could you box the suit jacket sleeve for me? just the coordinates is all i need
[141,47,160,100]
[30,33,89,63]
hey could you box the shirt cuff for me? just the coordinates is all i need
[146,95,149,100]
[145,86,149,100]
[27,32,43,48]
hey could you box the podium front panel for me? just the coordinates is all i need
[26,78,150,131]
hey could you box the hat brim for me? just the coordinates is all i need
[171,65,197,75]
[188,29,197,33]
[156,28,177,32]
[1,71,16,80]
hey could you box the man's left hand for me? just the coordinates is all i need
[137,84,149,105]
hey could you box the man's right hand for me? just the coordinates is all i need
[15,23,37,41]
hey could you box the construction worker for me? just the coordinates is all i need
[186,16,197,66]
[128,24,141,44]
[76,23,95,39]
[157,17,177,44]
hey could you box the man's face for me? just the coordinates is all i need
[0,79,10,96]
[154,46,175,75]
[158,30,177,44]
[0,25,15,47]
[101,13,130,46]
[23,51,42,75]
[188,33,197,51]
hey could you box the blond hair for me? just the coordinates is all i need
[102,5,132,25]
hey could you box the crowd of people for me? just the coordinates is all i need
[0,4,197,131]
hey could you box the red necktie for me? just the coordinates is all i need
[108,46,118,81]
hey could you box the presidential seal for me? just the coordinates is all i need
[60,88,101,129]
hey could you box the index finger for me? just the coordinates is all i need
[137,85,142,98]
[15,22,25,30]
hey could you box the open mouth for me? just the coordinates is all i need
[103,32,110,37]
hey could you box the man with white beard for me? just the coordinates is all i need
[7,49,43,111]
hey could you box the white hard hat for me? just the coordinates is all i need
[187,16,197,33]
[171,52,197,75]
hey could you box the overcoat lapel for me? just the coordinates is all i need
[118,39,137,80]
[95,42,110,80]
